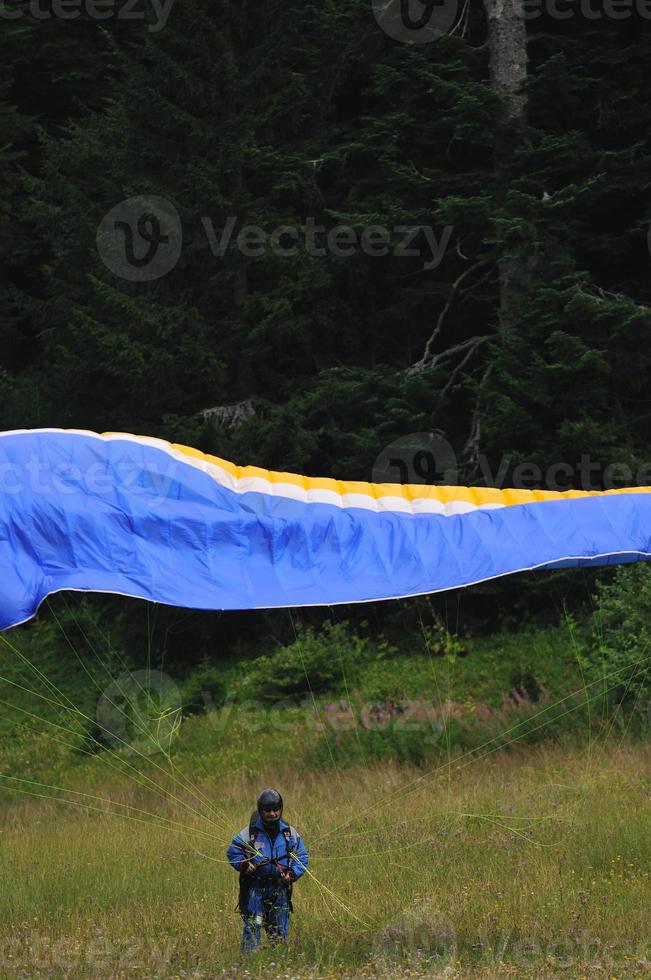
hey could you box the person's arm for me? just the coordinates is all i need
[226,833,255,873]
[288,832,309,881]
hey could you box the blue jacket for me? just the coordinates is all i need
[227,815,309,883]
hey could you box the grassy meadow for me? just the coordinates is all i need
[0,606,650,977]
[0,716,649,977]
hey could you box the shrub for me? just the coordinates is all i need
[181,663,227,714]
[241,621,384,702]
[586,564,651,710]
[422,618,468,658]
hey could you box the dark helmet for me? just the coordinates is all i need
[257,788,283,817]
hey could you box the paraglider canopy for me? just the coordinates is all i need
[1,427,651,630]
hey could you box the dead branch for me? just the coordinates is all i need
[434,336,491,410]
[407,260,487,374]
[461,363,494,476]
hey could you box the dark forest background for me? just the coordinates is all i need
[2,0,651,670]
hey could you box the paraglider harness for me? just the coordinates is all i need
[237,818,295,916]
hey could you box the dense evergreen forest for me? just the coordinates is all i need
[2,0,651,658]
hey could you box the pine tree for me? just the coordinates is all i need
[30,0,499,448]
[477,11,651,486]
[0,22,41,427]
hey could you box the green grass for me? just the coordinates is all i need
[224,618,585,711]
[350,624,579,705]
[0,611,649,976]
[0,737,649,978]
[0,613,591,780]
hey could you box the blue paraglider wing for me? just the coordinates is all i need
[1,428,651,629]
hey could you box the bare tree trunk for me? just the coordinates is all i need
[484,0,528,127]
[484,0,529,335]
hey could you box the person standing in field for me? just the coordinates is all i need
[226,788,309,953]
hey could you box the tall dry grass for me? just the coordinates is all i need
[0,737,649,977]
